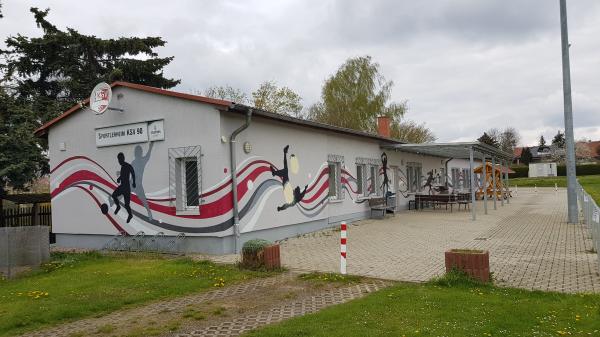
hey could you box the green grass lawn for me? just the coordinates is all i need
[510,175,600,203]
[244,274,600,337]
[0,252,268,336]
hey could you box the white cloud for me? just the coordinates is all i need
[1,0,599,146]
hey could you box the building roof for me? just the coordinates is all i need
[577,140,600,157]
[513,147,524,158]
[34,81,402,144]
[34,82,231,137]
[381,142,514,161]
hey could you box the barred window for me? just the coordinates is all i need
[328,162,341,199]
[327,154,344,200]
[356,164,365,196]
[406,162,422,193]
[169,146,202,213]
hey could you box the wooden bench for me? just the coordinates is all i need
[368,197,396,219]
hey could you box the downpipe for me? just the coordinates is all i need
[444,157,453,189]
[230,107,253,253]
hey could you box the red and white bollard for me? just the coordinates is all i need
[340,222,347,275]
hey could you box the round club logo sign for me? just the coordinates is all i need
[89,82,112,114]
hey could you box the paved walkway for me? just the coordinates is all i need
[280,188,600,293]
[25,273,390,337]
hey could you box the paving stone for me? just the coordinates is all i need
[280,188,600,293]
[175,280,390,337]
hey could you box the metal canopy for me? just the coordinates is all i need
[381,142,513,161]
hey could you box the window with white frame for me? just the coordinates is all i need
[356,157,380,197]
[356,164,365,196]
[169,146,202,213]
[462,168,471,189]
[327,154,344,200]
[451,167,460,189]
[368,165,377,195]
[406,162,422,193]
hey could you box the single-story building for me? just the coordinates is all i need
[35,82,512,254]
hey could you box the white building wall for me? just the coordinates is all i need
[528,163,558,177]
[47,85,483,253]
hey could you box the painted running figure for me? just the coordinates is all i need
[112,152,136,223]
[131,143,154,220]
[277,185,309,211]
[271,145,305,211]
[270,145,290,186]
[423,170,435,195]
[380,152,390,196]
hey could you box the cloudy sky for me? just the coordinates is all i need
[2,0,599,146]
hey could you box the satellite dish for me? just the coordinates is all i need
[89,82,112,115]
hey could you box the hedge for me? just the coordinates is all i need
[509,166,529,178]
[557,163,600,176]
[510,163,600,178]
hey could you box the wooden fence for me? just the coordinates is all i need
[0,204,52,227]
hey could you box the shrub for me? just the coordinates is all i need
[241,239,273,270]
[242,239,272,254]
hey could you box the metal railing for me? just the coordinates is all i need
[102,231,186,254]
[575,180,600,271]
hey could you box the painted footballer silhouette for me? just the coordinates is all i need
[271,145,307,211]
[101,152,136,223]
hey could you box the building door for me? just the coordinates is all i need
[390,166,398,206]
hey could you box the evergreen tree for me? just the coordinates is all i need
[552,130,566,148]
[539,135,547,147]
[0,7,179,190]
[0,88,47,192]
[520,147,533,165]
[1,7,180,124]
[478,132,499,148]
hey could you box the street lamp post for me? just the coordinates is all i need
[559,0,578,224]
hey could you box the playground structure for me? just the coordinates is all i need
[474,162,507,200]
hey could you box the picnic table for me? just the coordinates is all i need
[410,193,471,212]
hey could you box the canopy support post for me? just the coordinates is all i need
[505,159,510,204]
[482,153,488,215]
[500,159,505,207]
[492,156,497,210]
[470,147,476,221]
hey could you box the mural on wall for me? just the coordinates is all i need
[102,152,136,223]
[422,170,451,194]
[51,146,369,236]
[380,152,390,196]
[270,145,309,212]
[395,168,410,198]
[131,143,154,220]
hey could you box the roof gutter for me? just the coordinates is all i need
[229,105,253,254]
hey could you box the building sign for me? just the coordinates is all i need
[148,120,165,141]
[90,82,112,115]
[95,120,164,147]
